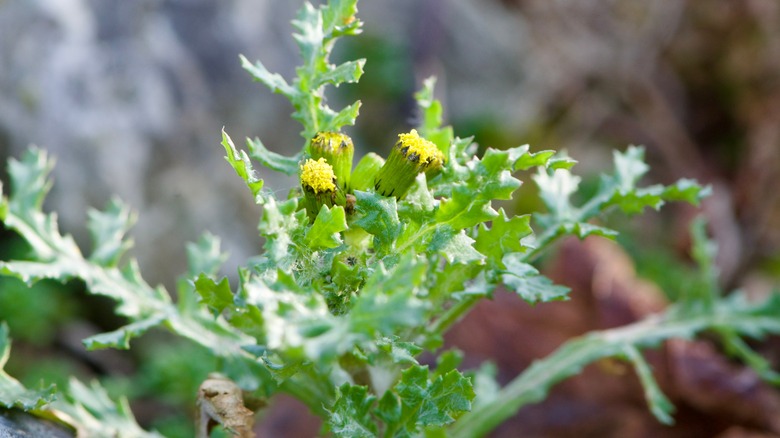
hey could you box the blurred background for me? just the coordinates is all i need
[0,0,779,436]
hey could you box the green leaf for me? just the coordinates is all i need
[621,345,674,424]
[315,59,365,89]
[589,146,710,217]
[501,253,570,303]
[326,101,362,132]
[195,274,234,315]
[0,323,56,410]
[2,148,80,261]
[717,327,780,385]
[7,147,53,217]
[376,337,423,365]
[240,275,345,361]
[87,198,136,267]
[449,269,494,301]
[435,186,498,231]
[273,0,363,139]
[320,0,362,37]
[531,147,708,260]
[414,77,453,158]
[392,365,474,432]
[83,314,168,350]
[475,210,532,267]
[436,230,485,265]
[240,54,295,97]
[533,167,581,221]
[258,197,305,266]
[351,255,428,335]
[376,390,402,429]
[328,384,378,438]
[246,137,303,176]
[307,205,348,250]
[434,147,524,232]
[513,149,559,171]
[352,190,402,254]
[221,129,264,200]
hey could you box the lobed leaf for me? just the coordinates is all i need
[221,129,264,200]
[0,323,56,410]
[475,209,532,268]
[195,274,234,316]
[414,77,454,157]
[53,378,163,438]
[383,365,474,435]
[87,198,136,267]
[352,190,402,254]
[328,384,378,438]
[501,253,570,303]
[246,137,302,176]
[185,232,228,279]
[306,205,348,250]
[240,55,295,97]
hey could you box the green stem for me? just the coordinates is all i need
[425,296,480,340]
[520,226,563,264]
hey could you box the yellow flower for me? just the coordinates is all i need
[301,158,337,193]
[310,132,354,191]
[300,158,346,220]
[374,129,444,199]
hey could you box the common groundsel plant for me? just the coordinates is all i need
[1,0,779,437]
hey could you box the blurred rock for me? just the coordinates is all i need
[0,409,72,438]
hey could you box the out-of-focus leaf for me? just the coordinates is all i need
[414,77,453,157]
[87,198,136,267]
[221,129,264,200]
[327,384,377,438]
[622,345,675,424]
[82,314,168,350]
[0,323,56,410]
[186,232,228,279]
[501,253,570,303]
[52,378,163,438]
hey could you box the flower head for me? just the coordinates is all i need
[300,158,346,220]
[374,129,444,198]
[301,158,337,194]
[310,132,354,191]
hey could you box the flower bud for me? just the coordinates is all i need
[310,132,354,192]
[374,129,444,199]
[350,152,385,192]
[300,158,346,220]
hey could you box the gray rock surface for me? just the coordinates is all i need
[0,409,72,438]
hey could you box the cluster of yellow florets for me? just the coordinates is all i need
[300,157,336,193]
[300,129,445,209]
[397,129,442,166]
[312,132,353,154]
